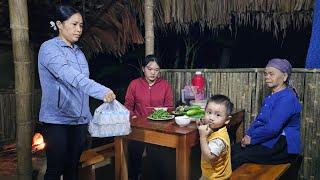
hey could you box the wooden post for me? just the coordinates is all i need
[8,0,33,179]
[144,0,154,56]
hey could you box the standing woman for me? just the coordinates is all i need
[38,5,116,180]
[231,58,302,170]
[124,55,174,180]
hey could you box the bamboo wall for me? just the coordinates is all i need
[0,91,16,144]
[161,68,320,180]
[0,89,41,145]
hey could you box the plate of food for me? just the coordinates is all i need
[172,105,188,116]
[148,109,175,121]
[148,114,175,121]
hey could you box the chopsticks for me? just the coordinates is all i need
[146,106,174,109]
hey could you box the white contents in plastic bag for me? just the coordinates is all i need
[89,100,131,137]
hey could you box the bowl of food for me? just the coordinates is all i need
[175,115,191,127]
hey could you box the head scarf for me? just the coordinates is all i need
[266,58,292,81]
[266,58,299,98]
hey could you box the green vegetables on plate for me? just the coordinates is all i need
[148,109,171,120]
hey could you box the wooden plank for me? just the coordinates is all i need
[114,136,128,180]
[226,110,245,144]
[230,163,290,180]
[80,149,104,168]
[176,135,190,180]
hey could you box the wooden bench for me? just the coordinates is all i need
[230,163,290,180]
[230,155,303,180]
[79,143,115,180]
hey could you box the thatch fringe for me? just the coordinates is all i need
[75,0,144,58]
[130,0,314,35]
[2,0,313,57]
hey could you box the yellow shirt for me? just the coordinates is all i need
[200,126,232,179]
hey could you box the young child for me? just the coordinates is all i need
[197,94,233,179]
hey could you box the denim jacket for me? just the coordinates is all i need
[38,37,110,125]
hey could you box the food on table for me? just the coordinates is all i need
[149,109,171,120]
[173,105,205,119]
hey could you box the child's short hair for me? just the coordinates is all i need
[206,94,234,115]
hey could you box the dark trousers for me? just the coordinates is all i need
[42,123,88,180]
[231,135,298,170]
[128,140,145,180]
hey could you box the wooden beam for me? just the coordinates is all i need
[144,0,154,56]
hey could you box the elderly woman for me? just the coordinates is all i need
[231,58,302,170]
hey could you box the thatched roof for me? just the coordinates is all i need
[72,0,144,58]
[0,0,314,57]
[130,0,314,37]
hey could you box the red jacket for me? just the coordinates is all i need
[124,77,173,117]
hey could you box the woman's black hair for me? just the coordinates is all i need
[49,5,80,36]
[142,54,161,67]
[206,94,234,115]
[53,5,80,22]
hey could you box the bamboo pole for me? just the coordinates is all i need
[8,0,33,179]
[144,0,154,56]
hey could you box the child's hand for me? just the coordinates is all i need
[197,124,212,138]
[196,119,203,127]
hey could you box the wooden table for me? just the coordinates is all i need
[114,116,199,180]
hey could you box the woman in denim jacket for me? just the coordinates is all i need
[38,5,115,180]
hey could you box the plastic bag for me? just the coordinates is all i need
[89,100,131,137]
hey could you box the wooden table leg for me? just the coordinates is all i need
[176,135,191,180]
[114,136,128,180]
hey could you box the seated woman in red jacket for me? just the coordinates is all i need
[124,55,173,180]
[231,58,302,170]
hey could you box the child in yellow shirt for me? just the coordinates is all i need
[197,94,233,179]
